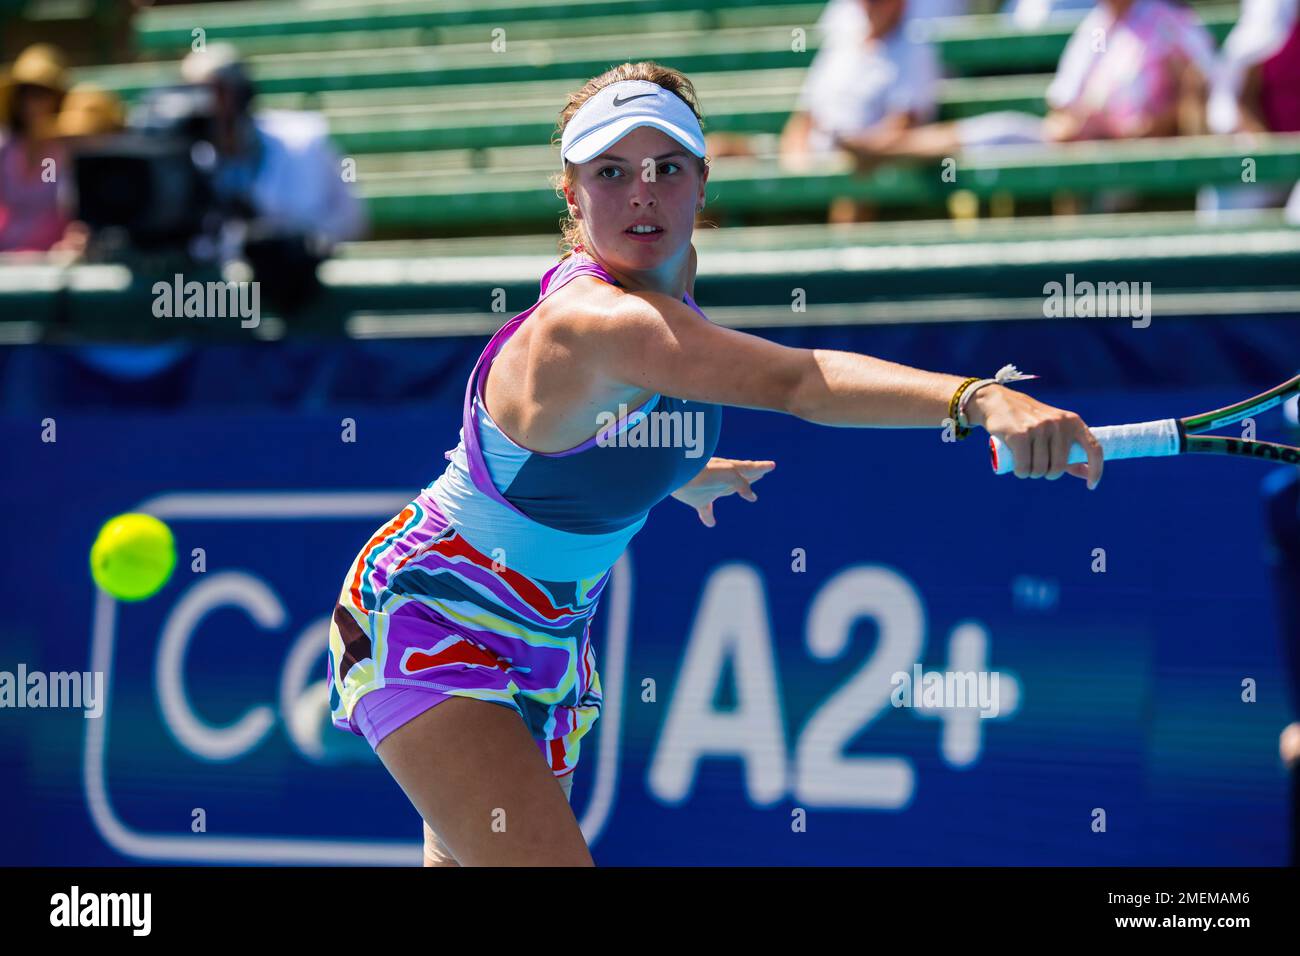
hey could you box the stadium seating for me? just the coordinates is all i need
[5,209,1298,340]
[78,5,1239,98]
[127,0,1238,77]
[354,134,1300,229]
[2,0,1296,331]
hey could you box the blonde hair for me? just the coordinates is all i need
[550,61,709,260]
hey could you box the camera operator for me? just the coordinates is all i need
[179,43,367,313]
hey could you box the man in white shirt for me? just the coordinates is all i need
[177,44,366,314]
[790,0,941,158]
[703,0,940,221]
[181,45,366,256]
[778,0,941,220]
[817,0,968,41]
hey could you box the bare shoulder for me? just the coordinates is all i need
[530,274,694,358]
[528,267,807,413]
[514,274,634,387]
[532,273,627,333]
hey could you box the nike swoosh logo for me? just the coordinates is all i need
[612,92,658,107]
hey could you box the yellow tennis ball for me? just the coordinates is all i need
[89,513,177,601]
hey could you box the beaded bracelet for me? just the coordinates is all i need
[947,377,980,439]
[952,364,1041,438]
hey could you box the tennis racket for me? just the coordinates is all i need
[989,374,1300,475]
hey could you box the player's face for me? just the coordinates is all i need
[567,125,706,272]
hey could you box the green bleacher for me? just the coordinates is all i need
[5,210,1297,341]
[355,135,1300,231]
[271,71,1050,157]
[79,5,1241,98]
[3,0,1298,338]
[62,0,1292,236]
[127,0,1239,75]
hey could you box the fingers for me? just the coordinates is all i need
[1029,429,1050,479]
[1056,417,1103,490]
[729,459,774,501]
[733,473,758,502]
[1046,419,1071,480]
[690,460,773,528]
[1030,416,1071,479]
[734,459,776,481]
[1008,433,1033,480]
[1080,423,1104,491]
[1006,412,1099,486]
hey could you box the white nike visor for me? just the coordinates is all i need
[560,79,706,168]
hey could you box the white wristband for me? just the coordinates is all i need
[957,363,1039,428]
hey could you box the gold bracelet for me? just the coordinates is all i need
[947,377,980,440]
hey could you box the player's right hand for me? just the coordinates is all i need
[966,385,1104,490]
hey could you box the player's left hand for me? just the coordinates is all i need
[671,458,776,527]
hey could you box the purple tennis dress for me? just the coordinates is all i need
[326,251,723,778]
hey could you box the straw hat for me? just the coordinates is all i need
[55,84,125,138]
[0,43,71,127]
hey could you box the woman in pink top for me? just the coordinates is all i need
[1215,0,1300,135]
[834,0,1216,162]
[0,44,70,252]
[1198,0,1300,219]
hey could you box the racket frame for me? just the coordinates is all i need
[1174,373,1300,462]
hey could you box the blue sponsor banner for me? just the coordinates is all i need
[0,315,1296,865]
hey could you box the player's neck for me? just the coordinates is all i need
[592,250,690,300]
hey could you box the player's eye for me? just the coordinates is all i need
[659,162,682,175]
[598,166,623,179]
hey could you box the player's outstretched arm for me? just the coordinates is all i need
[563,291,1102,489]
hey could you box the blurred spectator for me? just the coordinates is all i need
[178,43,365,313]
[817,0,969,43]
[180,44,366,253]
[55,83,125,140]
[787,0,940,160]
[1197,0,1300,222]
[706,0,939,223]
[50,84,126,256]
[833,0,1216,163]
[1001,0,1095,31]
[796,0,942,221]
[0,43,70,252]
[710,1,940,146]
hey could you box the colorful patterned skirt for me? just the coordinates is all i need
[327,489,608,778]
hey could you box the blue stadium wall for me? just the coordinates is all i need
[1,309,1296,865]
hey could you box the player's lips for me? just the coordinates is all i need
[624,220,664,242]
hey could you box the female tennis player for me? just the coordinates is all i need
[326,61,1104,867]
